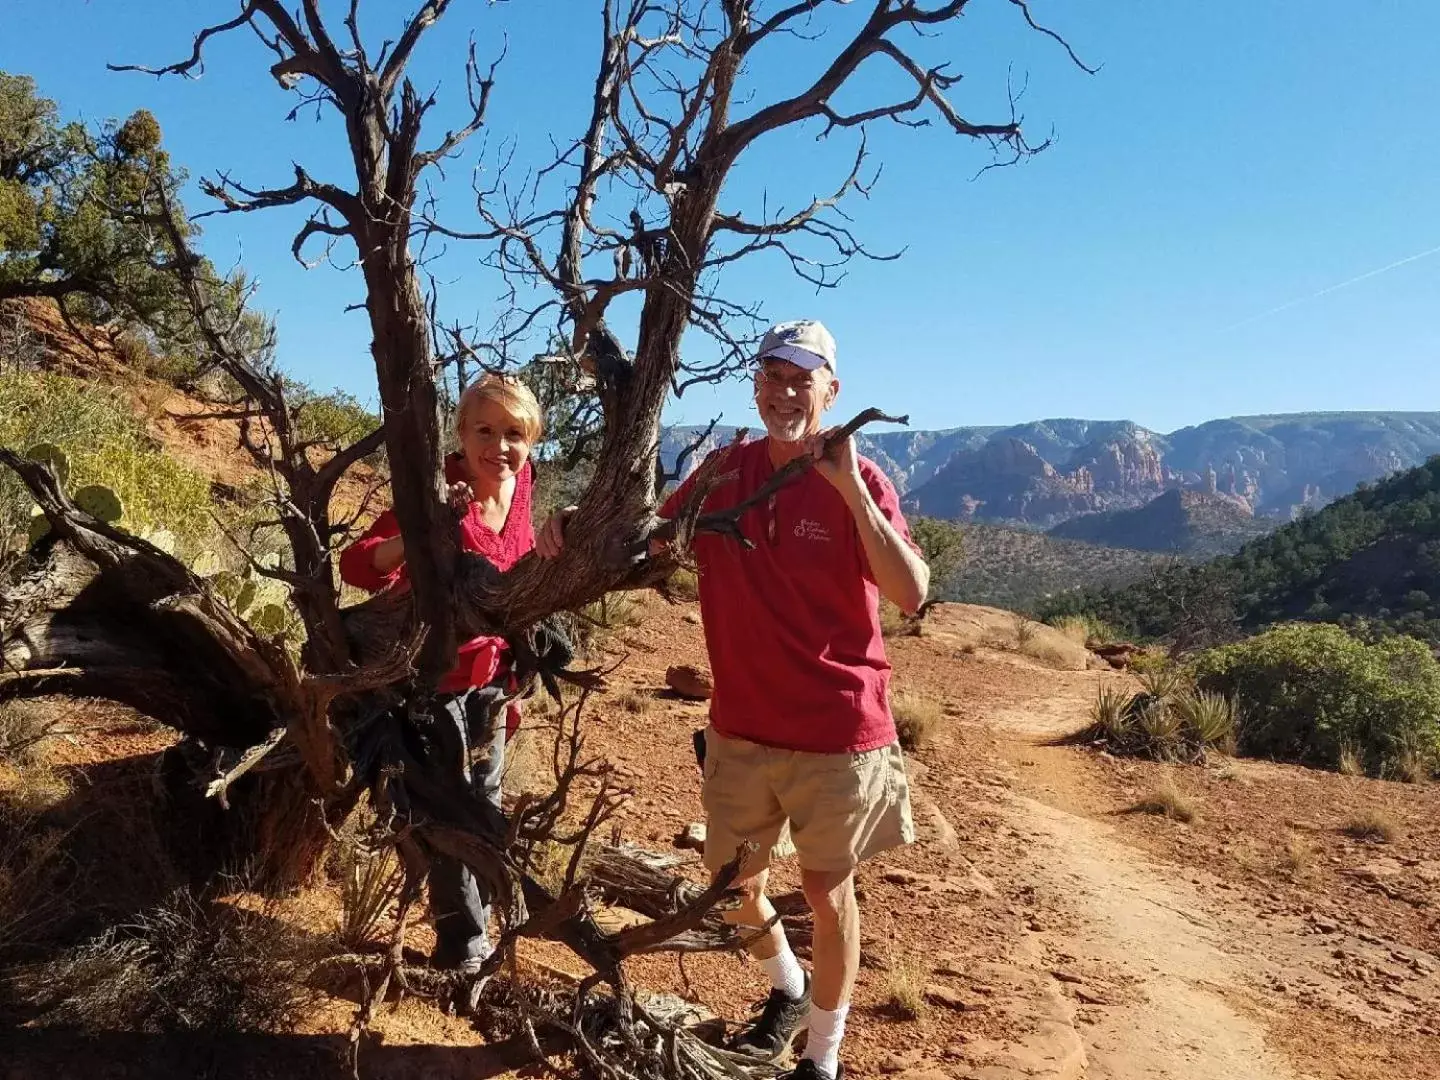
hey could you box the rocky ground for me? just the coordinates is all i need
[4,598,1438,1080]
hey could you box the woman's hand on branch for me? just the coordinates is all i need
[537,505,576,560]
[447,481,474,514]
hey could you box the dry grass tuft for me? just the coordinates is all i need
[1050,614,1091,645]
[0,759,74,817]
[892,691,942,752]
[571,591,645,655]
[1390,741,1433,785]
[527,838,572,893]
[0,701,65,767]
[0,807,74,960]
[879,600,920,639]
[11,887,326,1033]
[1338,743,1365,778]
[1132,777,1197,823]
[883,955,927,1020]
[1010,611,1039,647]
[611,689,649,715]
[1283,833,1318,880]
[1019,636,1076,668]
[667,567,700,601]
[1342,809,1399,844]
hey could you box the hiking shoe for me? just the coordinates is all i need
[431,936,493,974]
[780,1060,845,1080]
[729,974,811,1061]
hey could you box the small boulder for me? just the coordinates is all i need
[932,953,968,978]
[879,1049,923,1073]
[1091,641,1144,669]
[666,663,713,700]
[882,869,923,886]
[924,984,977,1011]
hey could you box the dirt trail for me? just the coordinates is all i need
[981,682,1307,1079]
[1005,791,1304,1079]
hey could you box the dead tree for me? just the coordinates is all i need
[1,1,1087,1071]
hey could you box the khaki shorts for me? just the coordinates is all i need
[701,726,915,875]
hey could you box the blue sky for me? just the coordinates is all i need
[4,1,1438,435]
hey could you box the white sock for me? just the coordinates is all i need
[802,1002,849,1078]
[757,939,807,1000]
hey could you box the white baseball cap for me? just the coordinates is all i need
[756,320,837,373]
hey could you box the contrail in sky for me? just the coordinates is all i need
[1223,240,1440,332]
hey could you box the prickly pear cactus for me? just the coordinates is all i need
[141,527,177,554]
[250,602,289,636]
[24,443,70,487]
[201,551,299,643]
[233,577,258,616]
[27,505,51,545]
[189,550,223,577]
[73,485,124,524]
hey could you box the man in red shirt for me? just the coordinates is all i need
[540,320,928,1080]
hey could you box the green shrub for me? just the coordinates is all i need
[0,370,212,565]
[909,516,964,595]
[287,383,380,447]
[1194,623,1440,777]
[82,442,211,539]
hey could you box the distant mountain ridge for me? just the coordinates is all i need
[1042,455,1440,651]
[1049,489,1275,557]
[661,413,1440,539]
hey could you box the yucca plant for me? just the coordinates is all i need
[1135,699,1184,760]
[1175,690,1237,754]
[1135,663,1189,705]
[335,835,403,951]
[1090,686,1133,743]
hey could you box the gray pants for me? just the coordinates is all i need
[429,689,507,967]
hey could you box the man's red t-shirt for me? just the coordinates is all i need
[340,453,535,698]
[661,437,917,755]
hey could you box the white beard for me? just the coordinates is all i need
[760,411,812,444]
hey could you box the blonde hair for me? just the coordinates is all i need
[455,373,543,444]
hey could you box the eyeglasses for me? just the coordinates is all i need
[755,365,823,395]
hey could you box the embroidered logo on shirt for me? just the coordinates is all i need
[794,518,832,542]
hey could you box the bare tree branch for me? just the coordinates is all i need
[107,3,265,77]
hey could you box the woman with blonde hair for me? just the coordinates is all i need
[341,372,544,972]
